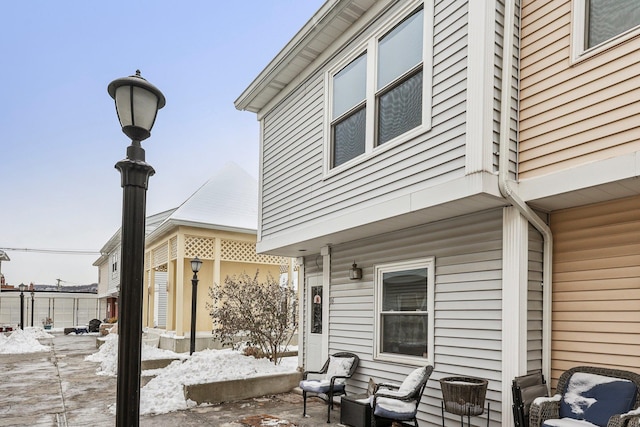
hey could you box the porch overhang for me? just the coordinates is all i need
[519,151,640,211]
[257,172,507,257]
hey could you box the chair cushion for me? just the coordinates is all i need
[373,397,418,420]
[299,379,346,393]
[399,366,427,394]
[542,418,599,427]
[522,384,550,416]
[559,372,637,427]
[326,356,355,385]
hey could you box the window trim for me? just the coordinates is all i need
[571,0,640,63]
[323,0,433,177]
[374,257,435,366]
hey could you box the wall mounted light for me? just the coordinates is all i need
[349,262,362,280]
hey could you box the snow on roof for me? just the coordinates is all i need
[156,162,258,234]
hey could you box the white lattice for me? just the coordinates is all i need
[170,236,177,260]
[185,236,215,259]
[153,244,168,268]
[220,239,285,265]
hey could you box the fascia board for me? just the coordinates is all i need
[256,172,503,255]
[518,152,640,203]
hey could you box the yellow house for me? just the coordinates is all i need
[141,163,291,350]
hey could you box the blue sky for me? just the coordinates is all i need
[0,1,325,286]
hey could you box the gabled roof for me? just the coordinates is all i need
[235,0,378,114]
[145,162,258,243]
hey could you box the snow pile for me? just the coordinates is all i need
[139,349,298,415]
[85,334,187,376]
[0,327,53,354]
[86,334,298,415]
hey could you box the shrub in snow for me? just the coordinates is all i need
[208,271,297,365]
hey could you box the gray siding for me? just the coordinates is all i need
[494,0,520,178]
[527,224,544,372]
[260,1,471,240]
[325,208,504,426]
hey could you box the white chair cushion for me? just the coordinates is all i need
[399,367,427,393]
[326,356,354,385]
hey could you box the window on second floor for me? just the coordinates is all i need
[326,2,432,172]
[111,252,119,278]
[572,0,640,60]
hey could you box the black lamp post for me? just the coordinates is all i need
[108,70,165,427]
[189,257,203,355]
[30,290,34,327]
[18,283,26,330]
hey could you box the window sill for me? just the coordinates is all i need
[374,352,430,367]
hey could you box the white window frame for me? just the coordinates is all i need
[374,257,435,366]
[111,251,119,279]
[323,0,433,177]
[571,0,640,63]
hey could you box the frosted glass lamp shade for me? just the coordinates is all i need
[108,70,165,141]
[191,257,203,274]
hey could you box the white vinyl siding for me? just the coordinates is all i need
[260,0,469,241]
[324,208,504,425]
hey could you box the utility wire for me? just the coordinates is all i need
[0,247,100,255]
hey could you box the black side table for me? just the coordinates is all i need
[341,394,372,427]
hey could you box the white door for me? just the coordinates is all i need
[305,273,325,370]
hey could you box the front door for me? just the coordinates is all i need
[306,273,325,370]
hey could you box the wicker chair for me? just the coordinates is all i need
[371,365,434,427]
[299,352,359,423]
[529,366,640,427]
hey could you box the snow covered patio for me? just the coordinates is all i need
[0,331,341,426]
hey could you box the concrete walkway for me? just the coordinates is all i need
[0,333,344,426]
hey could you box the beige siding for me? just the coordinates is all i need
[326,208,504,426]
[519,0,640,179]
[550,195,640,389]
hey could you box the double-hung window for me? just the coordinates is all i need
[374,258,435,365]
[572,0,640,60]
[327,2,431,171]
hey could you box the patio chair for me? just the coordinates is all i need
[529,366,640,427]
[371,365,434,427]
[512,370,548,427]
[299,352,359,423]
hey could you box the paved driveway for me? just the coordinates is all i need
[0,333,343,426]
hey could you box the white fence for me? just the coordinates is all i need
[0,291,105,329]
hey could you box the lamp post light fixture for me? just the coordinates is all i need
[18,283,26,330]
[108,70,165,427]
[30,290,35,327]
[189,257,203,355]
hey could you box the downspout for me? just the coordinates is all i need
[499,0,553,381]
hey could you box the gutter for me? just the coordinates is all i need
[499,0,552,381]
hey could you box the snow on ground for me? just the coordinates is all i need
[0,327,53,354]
[96,336,298,415]
[86,333,189,377]
[139,349,297,415]
[1,327,299,416]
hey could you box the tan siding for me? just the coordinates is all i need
[550,196,640,388]
[519,0,640,179]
